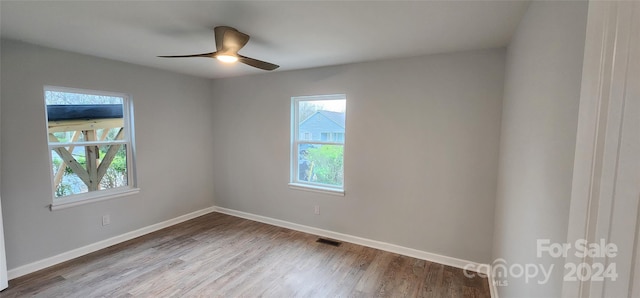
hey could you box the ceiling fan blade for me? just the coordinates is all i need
[214,26,249,54]
[238,55,279,71]
[214,26,229,52]
[158,52,216,58]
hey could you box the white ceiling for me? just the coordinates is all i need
[1,1,529,79]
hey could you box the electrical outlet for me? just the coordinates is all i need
[314,205,320,215]
[102,214,111,226]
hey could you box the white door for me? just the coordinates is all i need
[563,1,640,297]
[628,2,640,296]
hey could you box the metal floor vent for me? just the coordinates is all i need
[316,238,342,247]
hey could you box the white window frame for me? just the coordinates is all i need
[44,86,139,210]
[289,94,346,196]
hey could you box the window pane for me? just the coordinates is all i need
[51,149,88,197]
[298,144,344,187]
[298,100,345,144]
[99,144,128,190]
[51,144,128,198]
[46,91,124,144]
[98,127,125,142]
[45,91,123,105]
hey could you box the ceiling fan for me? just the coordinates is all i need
[158,26,279,71]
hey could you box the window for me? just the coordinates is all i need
[44,86,137,209]
[290,94,346,194]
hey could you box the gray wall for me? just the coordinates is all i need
[492,2,587,297]
[0,40,215,269]
[211,49,505,263]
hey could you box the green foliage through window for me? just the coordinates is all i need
[305,145,344,186]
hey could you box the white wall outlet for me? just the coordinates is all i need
[314,205,320,215]
[102,214,111,226]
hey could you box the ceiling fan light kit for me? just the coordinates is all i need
[216,54,238,63]
[158,26,279,71]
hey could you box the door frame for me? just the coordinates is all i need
[563,1,640,297]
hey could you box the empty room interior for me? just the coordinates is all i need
[1,1,639,297]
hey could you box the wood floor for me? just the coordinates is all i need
[0,212,490,297]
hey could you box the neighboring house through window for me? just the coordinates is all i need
[45,86,137,209]
[321,132,345,142]
[290,94,346,194]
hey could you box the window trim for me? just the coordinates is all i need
[44,86,138,210]
[290,94,346,194]
[288,182,345,196]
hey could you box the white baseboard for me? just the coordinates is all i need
[7,206,216,280]
[213,206,489,274]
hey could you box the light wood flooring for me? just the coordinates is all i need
[0,212,490,297]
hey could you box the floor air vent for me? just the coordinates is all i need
[316,238,342,247]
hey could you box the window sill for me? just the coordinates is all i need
[288,183,345,196]
[50,188,140,211]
